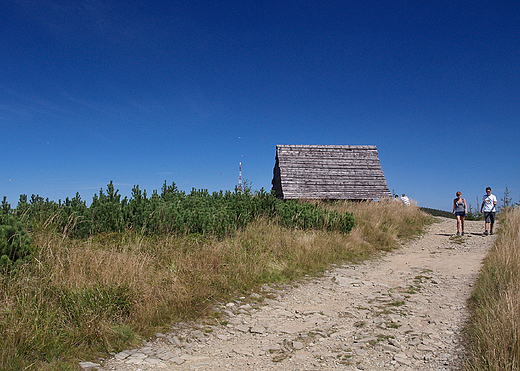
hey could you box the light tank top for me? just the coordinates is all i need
[454,200,465,213]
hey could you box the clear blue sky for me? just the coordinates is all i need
[2,0,519,212]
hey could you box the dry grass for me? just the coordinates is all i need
[464,206,520,370]
[327,199,429,248]
[0,200,430,370]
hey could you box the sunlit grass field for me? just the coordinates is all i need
[0,200,430,370]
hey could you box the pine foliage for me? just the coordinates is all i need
[6,181,355,239]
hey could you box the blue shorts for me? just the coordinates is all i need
[484,212,495,223]
[455,212,466,217]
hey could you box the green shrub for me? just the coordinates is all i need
[11,181,355,239]
[0,215,33,268]
[277,200,355,233]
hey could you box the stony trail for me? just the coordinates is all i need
[94,218,496,371]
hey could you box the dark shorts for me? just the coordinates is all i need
[484,212,496,223]
[455,212,466,218]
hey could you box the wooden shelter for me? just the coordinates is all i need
[272,145,392,200]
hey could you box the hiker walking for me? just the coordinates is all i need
[480,187,497,235]
[452,191,467,236]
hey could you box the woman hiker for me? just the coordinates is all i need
[453,191,467,236]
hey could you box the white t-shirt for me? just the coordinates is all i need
[482,194,497,212]
[401,196,410,206]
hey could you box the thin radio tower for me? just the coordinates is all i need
[238,161,243,192]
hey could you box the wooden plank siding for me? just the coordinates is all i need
[272,145,392,200]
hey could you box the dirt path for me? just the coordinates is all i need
[96,218,496,371]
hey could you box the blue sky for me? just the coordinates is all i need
[1,0,519,212]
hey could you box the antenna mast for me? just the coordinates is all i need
[238,161,243,192]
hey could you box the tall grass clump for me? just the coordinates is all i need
[0,191,430,370]
[464,206,520,370]
[326,199,432,251]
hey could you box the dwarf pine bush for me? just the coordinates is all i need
[0,214,33,268]
[11,181,355,239]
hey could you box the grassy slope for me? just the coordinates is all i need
[0,200,431,370]
[463,207,520,370]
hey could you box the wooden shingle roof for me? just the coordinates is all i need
[272,145,392,200]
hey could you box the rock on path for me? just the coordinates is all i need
[96,218,495,371]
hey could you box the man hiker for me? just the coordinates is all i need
[480,187,497,235]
